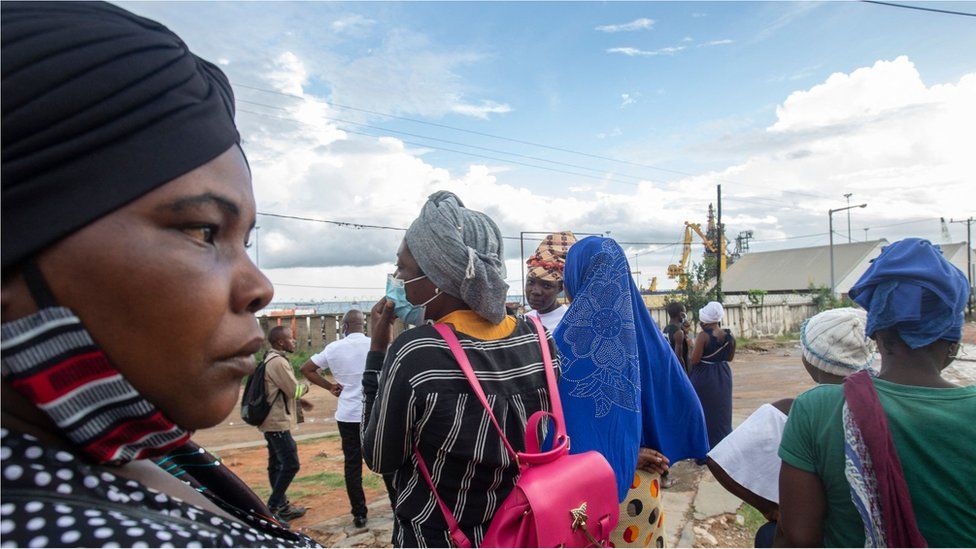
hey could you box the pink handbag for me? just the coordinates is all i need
[415,315,619,548]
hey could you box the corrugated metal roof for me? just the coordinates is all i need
[721,240,887,293]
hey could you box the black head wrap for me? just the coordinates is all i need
[1,1,240,270]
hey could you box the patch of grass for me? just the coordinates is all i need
[292,470,385,490]
[774,331,799,343]
[296,433,340,446]
[737,503,767,536]
[736,336,753,347]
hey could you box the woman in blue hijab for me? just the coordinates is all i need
[554,237,709,547]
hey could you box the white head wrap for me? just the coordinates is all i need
[800,307,877,376]
[699,301,724,324]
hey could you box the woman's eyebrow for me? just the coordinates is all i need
[157,192,240,217]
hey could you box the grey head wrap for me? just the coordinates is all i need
[405,191,509,324]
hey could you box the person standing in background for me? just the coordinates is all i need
[664,302,693,374]
[301,310,372,528]
[689,301,736,450]
[261,326,311,523]
[524,231,576,331]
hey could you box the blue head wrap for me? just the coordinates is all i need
[848,238,969,349]
[554,237,709,501]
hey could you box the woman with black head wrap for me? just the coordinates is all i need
[1,2,318,546]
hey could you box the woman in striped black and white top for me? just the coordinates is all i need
[362,191,559,547]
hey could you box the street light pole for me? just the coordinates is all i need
[844,193,853,243]
[829,203,868,296]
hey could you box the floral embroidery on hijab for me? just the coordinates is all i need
[557,240,639,417]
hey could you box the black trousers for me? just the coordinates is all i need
[264,430,301,510]
[337,421,368,518]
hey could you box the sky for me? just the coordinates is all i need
[119,1,976,303]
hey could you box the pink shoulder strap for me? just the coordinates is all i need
[412,316,561,547]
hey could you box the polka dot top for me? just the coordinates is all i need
[0,429,320,547]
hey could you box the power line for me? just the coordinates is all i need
[240,106,809,210]
[272,282,384,290]
[239,99,649,183]
[234,81,835,200]
[257,211,406,231]
[239,108,654,189]
[860,0,976,17]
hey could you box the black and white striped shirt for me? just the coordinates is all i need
[362,319,559,548]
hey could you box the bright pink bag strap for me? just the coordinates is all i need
[413,445,472,548]
[432,323,520,461]
[525,314,566,439]
[413,318,561,548]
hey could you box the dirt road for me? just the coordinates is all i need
[193,332,975,543]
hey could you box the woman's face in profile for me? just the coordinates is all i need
[32,146,274,430]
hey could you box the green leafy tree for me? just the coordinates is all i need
[747,289,767,307]
[808,283,855,312]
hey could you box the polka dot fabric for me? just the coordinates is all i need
[0,429,320,547]
[610,470,667,548]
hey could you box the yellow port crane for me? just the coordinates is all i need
[667,222,726,290]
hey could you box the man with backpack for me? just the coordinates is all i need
[259,325,311,523]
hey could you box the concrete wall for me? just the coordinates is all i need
[647,300,819,338]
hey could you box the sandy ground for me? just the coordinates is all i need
[192,347,821,536]
[192,326,976,544]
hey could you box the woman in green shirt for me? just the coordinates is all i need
[777,238,975,548]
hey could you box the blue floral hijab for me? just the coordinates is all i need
[554,237,709,500]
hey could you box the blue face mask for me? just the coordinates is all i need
[385,274,441,326]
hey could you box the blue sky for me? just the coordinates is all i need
[120,1,976,300]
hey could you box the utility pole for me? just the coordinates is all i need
[844,193,853,243]
[950,217,974,319]
[829,202,868,297]
[863,227,869,242]
[716,184,723,303]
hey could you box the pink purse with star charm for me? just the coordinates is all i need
[414,315,619,547]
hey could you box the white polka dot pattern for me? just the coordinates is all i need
[1,430,319,547]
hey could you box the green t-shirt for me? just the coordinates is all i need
[779,378,976,548]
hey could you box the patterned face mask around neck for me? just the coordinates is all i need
[0,262,190,465]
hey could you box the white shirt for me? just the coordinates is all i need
[525,304,568,332]
[310,332,371,423]
[706,403,788,503]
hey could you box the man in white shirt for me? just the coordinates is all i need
[524,231,576,331]
[300,309,371,528]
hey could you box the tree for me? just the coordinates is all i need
[807,283,855,312]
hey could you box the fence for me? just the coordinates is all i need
[259,299,819,351]
[258,314,406,353]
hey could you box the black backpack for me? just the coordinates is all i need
[240,351,283,426]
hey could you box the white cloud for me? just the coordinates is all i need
[267,51,308,96]
[595,18,655,33]
[331,14,376,34]
[607,45,685,57]
[698,39,734,47]
[682,36,694,43]
[450,100,513,119]
[239,52,974,300]
[755,2,821,42]
[767,63,823,83]
[596,127,622,140]
[691,12,708,18]
[620,93,640,108]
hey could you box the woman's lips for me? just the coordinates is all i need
[215,354,257,377]
[215,336,263,377]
